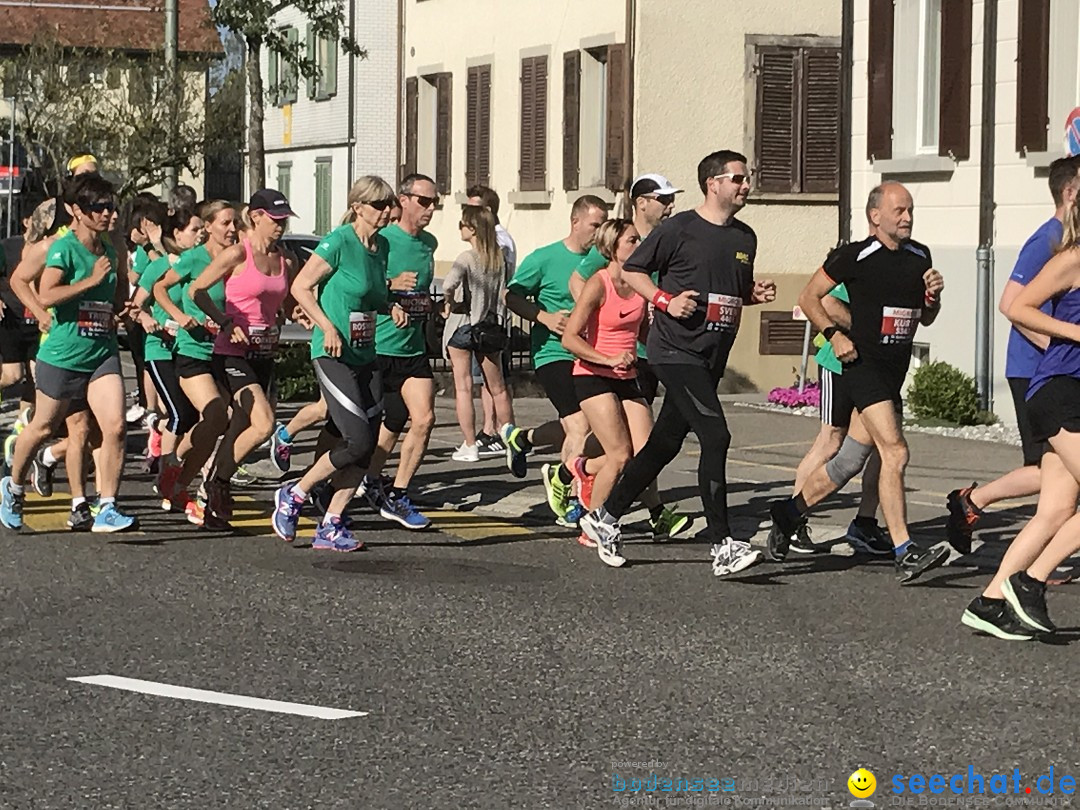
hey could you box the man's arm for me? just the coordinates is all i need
[999,280,1048,349]
[798,267,857,362]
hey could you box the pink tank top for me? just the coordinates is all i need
[215,238,289,358]
[572,268,645,380]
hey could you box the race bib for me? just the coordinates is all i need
[880,306,921,345]
[203,318,221,337]
[704,293,743,332]
[396,291,431,321]
[164,319,180,337]
[349,311,376,348]
[23,306,37,326]
[246,324,280,358]
[76,301,113,339]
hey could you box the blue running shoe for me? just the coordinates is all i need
[0,476,23,530]
[557,498,586,528]
[91,502,137,533]
[272,483,304,543]
[380,491,431,531]
[499,423,529,479]
[312,518,363,552]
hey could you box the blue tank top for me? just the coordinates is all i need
[1028,286,1080,398]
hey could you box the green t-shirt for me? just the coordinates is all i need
[508,240,586,368]
[813,283,850,375]
[173,244,225,361]
[311,224,390,367]
[138,255,182,362]
[374,223,437,358]
[132,244,151,278]
[37,231,118,373]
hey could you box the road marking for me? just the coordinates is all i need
[68,675,367,719]
[427,509,541,541]
[21,494,145,535]
[229,494,317,536]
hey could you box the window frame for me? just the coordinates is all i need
[314,157,332,236]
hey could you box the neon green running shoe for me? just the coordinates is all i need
[541,463,572,519]
[650,506,691,541]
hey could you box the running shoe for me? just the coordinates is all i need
[148,424,163,458]
[894,542,949,584]
[569,456,595,510]
[764,500,802,562]
[185,496,229,529]
[156,459,184,511]
[499,423,529,479]
[88,497,101,517]
[789,523,820,555]
[3,433,17,470]
[542,463,572,519]
[649,506,691,541]
[312,517,363,552]
[230,465,258,487]
[125,403,146,425]
[945,483,981,555]
[91,503,137,533]
[557,498,586,529]
[67,502,93,531]
[0,476,23,530]
[579,511,625,568]
[576,531,597,548]
[31,449,56,498]
[272,483,304,543]
[206,478,233,520]
[357,474,390,511]
[961,596,1035,641]
[846,519,893,556]
[452,443,480,463]
[270,424,292,473]
[710,538,764,577]
[1002,572,1055,633]
[380,490,431,530]
[477,432,505,458]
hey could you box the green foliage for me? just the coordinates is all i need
[906,361,983,426]
[274,343,318,402]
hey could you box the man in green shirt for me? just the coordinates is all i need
[501,194,608,524]
[361,173,439,531]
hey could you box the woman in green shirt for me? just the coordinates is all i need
[0,174,135,534]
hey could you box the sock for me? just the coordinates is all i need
[894,539,912,557]
[390,486,407,498]
[42,447,58,467]
[976,595,1004,605]
[322,512,340,526]
[9,482,23,495]
[1017,571,1043,586]
[595,505,617,524]
[556,464,574,485]
[777,498,802,528]
[291,484,308,502]
[277,425,293,443]
[648,504,664,521]
[72,497,86,509]
[99,497,116,507]
[853,515,877,531]
[793,494,808,514]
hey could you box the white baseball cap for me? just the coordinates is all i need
[630,173,683,198]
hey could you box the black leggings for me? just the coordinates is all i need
[147,358,198,435]
[128,322,149,408]
[314,357,383,469]
[605,363,732,540]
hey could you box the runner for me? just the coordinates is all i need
[561,218,688,554]
[186,190,296,525]
[766,182,949,584]
[1,174,136,532]
[272,175,406,550]
[359,173,440,531]
[67,154,99,177]
[946,156,1080,552]
[151,199,238,526]
[578,150,775,572]
[442,204,513,461]
[501,194,608,526]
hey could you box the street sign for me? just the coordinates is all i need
[1066,107,1080,157]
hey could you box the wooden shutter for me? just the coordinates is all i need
[520,55,547,192]
[938,0,972,159]
[467,65,491,187]
[756,47,799,193]
[435,72,452,195]
[1016,0,1050,154]
[802,47,840,193]
[563,50,581,191]
[605,43,626,191]
[305,25,315,100]
[324,36,338,98]
[866,0,894,161]
[267,44,279,107]
[284,27,299,104]
[759,311,807,355]
[404,77,418,178]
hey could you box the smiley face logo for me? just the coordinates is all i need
[848,769,876,799]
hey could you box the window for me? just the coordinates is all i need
[404,73,451,193]
[519,55,548,192]
[563,45,627,191]
[314,158,332,235]
[268,26,299,107]
[1017,0,1051,154]
[892,0,942,154]
[916,0,942,153]
[307,27,338,101]
[751,40,840,194]
[277,162,292,201]
[1046,0,1078,152]
[466,64,491,187]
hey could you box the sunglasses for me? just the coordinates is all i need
[366,198,397,211]
[458,221,474,229]
[84,201,116,214]
[647,194,676,206]
[405,193,440,209]
[712,173,750,186]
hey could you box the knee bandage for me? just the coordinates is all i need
[825,436,874,486]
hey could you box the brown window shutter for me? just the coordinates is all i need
[605,43,627,191]
[435,72,452,195]
[520,55,548,192]
[759,311,807,355]
[466,66,480,186]
[405,76,418,178]
[477,64,491,186]
[1016,0,1050,154]
[802,47,841,193]
[563,50,581,191]
[519,57,535,191]
[866,0,894,161]
[938,0,972,159]
[755,46,800,193]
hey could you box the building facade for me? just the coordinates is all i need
[261,0,399,235]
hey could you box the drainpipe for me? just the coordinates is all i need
[395,0,405,178]
[975,0,997,411]
[346,0,355,186]
[624,0,636,199]
[838,0,853,246]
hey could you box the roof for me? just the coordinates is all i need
[0,0,224,56]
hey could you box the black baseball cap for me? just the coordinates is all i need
[248,188,297,219]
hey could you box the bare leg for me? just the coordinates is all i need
[391,376,435,490]
[448,347,477,447]
[84,372,126,499]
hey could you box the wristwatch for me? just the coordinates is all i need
[822,325,841,341]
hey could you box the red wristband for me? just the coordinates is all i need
[924,291,940,307]
[652,289,672,313]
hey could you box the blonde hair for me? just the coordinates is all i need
[460,205,502,275]
[341,175,396,224]
[237,205,253,231]
[594,219,635,262]
[199,199,235,226]
[1060,202,1080,253]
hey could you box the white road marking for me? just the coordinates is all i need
[68,675,368,719]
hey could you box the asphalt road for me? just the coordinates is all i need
[1,393,1077,809]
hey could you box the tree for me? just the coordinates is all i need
[211,0,365,192]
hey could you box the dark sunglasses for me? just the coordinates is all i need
[406,193,439,208]
[648,194,676,206]
[84,201,116,214]
[366,198,397,211]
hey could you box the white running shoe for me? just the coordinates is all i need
[452,443,479,463]
[711,537,763,577]
[580,510,626,568]
[126,404,146,425]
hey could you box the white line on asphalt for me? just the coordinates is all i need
[67,675,368,719]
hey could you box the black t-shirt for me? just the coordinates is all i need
[822,236,933,375]
[624,210,756,369]
[0,236,24,327]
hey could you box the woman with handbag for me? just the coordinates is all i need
[442,205,514,462]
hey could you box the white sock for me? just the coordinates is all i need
[291,485,308,502]
[322,512,340,526]
[72,497,86,509]
[9,482,24,495]
[42,447,58,467]
[99,497,116,507]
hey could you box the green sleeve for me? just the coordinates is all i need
[575,246,608,281]
[44,240,72,281]
[313,229,341,266]
[138,256,170,293]
[507,251,542,297]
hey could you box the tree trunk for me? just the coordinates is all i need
[246,36,265,192]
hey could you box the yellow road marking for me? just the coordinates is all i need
[21,493,145,535]
[426,509,536,541]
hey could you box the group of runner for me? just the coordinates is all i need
[4,149,1080,638]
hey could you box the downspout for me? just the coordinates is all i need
[395,0,405,178]
[624,0,636,213]
[347,0,355,186]
[838,0,853,245]
[975,0,997,410]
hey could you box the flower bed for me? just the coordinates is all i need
[767,381,820,409]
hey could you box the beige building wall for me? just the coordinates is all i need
[402,0,625,273]
[634,0,841,393]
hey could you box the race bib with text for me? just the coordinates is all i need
[704,293,743,332]
[880,306,920,345]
